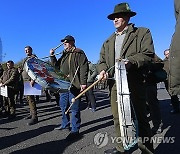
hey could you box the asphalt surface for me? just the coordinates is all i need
[0,83,180,154]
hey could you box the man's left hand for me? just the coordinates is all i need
[80,85,86,92]
[125,61,132,70]
[0,83,4,87]
[30,80,35,87]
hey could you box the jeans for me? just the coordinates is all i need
[59,91,81,132]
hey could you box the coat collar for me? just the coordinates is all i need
[107,24,138,59]
[120,24,138,57]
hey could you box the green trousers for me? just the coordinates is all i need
[109,80,154,153]
[26,95,37,118]
[3,94,16,115]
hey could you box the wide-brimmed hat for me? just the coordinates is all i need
[107,3,136,20]
[61,35,75,42]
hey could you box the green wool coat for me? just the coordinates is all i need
[169,0,180,95]
[98,24,155,83]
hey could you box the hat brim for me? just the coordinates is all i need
[61,39,75,42]
[107,12,136,20]
[61,39,66,42]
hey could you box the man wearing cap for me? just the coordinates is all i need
[50,35,88,141]
[98,3,154,154]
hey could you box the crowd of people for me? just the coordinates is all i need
[0,1,180,154]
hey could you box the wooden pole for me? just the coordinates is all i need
[65,77,102,114]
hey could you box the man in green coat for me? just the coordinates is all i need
[22,46,39,125]
[0,60,18,119]
[169,0,180,95]
[164,49,180,113]
[98,3,154,154]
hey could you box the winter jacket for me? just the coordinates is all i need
[98,23,155,83]
[22,54,37,82]
[50,47,88,89]
[169,0,180,95]
[87,62,97,83]
[0,67,19,90]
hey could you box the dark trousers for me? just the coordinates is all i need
[26,95,37,118]
[85,82,96,109]
[164,80,180,111]
[0,95,3,113]
[16,85,24,104]
[146,84,162,129]
[3,91,16,115]
[109,80,153,153]
[54,92,60,106]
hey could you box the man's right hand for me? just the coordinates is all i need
[0,83,4,87]
[99,70,108,81]
[30,80,35,87]
[50,49,55,56]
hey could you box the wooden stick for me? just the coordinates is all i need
[40,52,63,60]
[53,40,67,50]
[65,77,102,114]
[40,40,67,60]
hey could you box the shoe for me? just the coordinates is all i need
[65,131,80,141]
[104,147,126,154]
[170,109,180,114]
[24,114,32,120]
[2,111,9,118]
[8,114,16,120]
[46,97,51,102]
[27,118,38,125]
[88,107,92,110]
[91,108,96,112]
[54,125,70,130]
[152,127,162,134]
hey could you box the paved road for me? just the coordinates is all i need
[0,85,180,154]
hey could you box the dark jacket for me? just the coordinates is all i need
[22,54,37,82]
[87,62,97,83]
[98,24,154,83]
[50,47,88,89]
[163,57,169,77]
[169,0,180,95]
[0,67,19,90]
[0,65,4,77]
[145,54,165,84]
